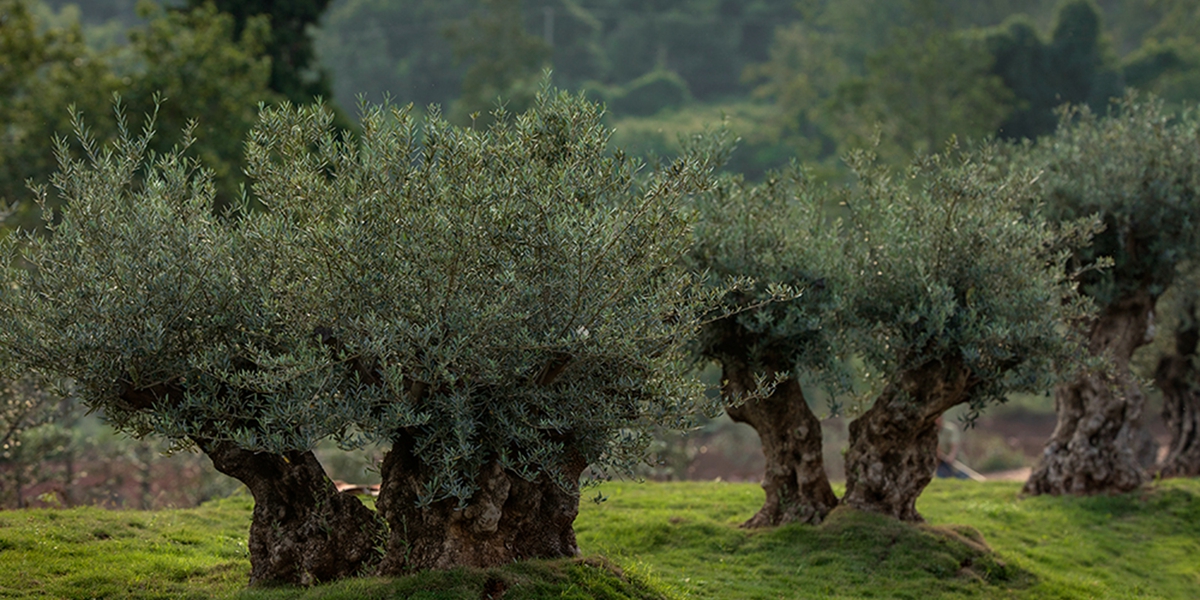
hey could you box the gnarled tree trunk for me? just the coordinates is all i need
[1023,292,1154,496]
[120,383,383,586]
[1156,302,1200,478]
[723,363,837,527]
[375,438,585,574]
[842,358,973,522]
[196,439,384,586]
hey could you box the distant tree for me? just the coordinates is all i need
[1022,95,1200,496]
[314,0,804,113]
[0,0,117,229]
[184,0,334,107]
[743,22,845,162]
[0,86,728,583]
[1121,1,1200,106]
[984,0,1123,141]
[830,21,1012,162]
[839,145,1091,520]
[0,376,84,509]
[445,0,550,124]
[119,2,279,211]
[687,167,847,527]
[1144,0,1200,42]
[1,1,278,227]
[313,0,477,110]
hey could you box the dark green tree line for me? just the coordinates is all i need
[1,1,278,228]
[183,0,335,106]
[984,0,1122,141]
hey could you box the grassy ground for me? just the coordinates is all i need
[576,479,1200,599]
[1,479,1198,599]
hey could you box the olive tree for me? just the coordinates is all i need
[240,91,731,575]
[1021,95,1200,496]
[0,87,728,584]
[688,167,847,527]
[1,104,382,584]
[839,146,1091,521]
[1148,267,1200,478]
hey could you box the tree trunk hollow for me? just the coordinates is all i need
[1156,312,1200,478]
[197,439,383,586]
[724,367,837,527]
[841,359,972,522]
[1024,292,1153,496]
[375,440,584,574]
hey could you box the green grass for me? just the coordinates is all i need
[0,495,252,598]
[2,479,1199,598]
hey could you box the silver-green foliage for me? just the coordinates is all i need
[687,167,850,390]
[1,102,258,440]
[1023,93,1200,306]
[842,145,1094,414]
[0,87,728,504]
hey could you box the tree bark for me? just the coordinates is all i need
[1155,303,1200,478]
[842,358,973,522]
[196,438,384,586]
[1023,291,1154,496]
[375,438,585,574]
[723,363,837,527]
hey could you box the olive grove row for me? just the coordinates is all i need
[2,86,1197,586]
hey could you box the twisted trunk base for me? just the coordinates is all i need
[724,367,836,527]
[842,359,973,522]
[196,439,384,586]
[375,440,585,574]
[1156,308,1200,478]
[1024,292,1153,496]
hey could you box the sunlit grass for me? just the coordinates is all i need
[2,478,1198,598]
[576,478,1200,599]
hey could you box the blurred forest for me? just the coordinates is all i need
[19,0,1200,179]
[3,0,1200,508]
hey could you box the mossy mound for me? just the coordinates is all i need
[236,556,669,600]
[811,506,1033,587]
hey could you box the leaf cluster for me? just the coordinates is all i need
[1022,93,1200,306]
[687,166,850,392]
[841,143,1095,412]
[0,1,279,229]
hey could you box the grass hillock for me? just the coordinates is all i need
[2,478,1198,598]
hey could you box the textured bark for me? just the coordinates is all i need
[375,439,585,574]
[1023,292,1154,496]
[196,439,384,586]
[1156,305,1200,478]
[723,364,837,527]
[842,358,973,522]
